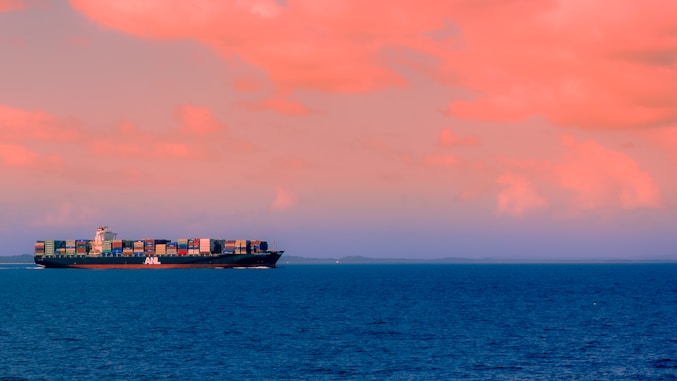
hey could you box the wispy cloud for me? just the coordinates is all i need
[270,185,296,210]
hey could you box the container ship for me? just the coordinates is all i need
[33,226,283,269]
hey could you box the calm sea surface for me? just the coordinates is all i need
[1,263,676,380]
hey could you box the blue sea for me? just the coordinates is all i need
[1,263,676,380]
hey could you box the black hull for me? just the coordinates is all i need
[34,252,282,269]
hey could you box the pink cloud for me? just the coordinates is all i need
[0,144,39,167]
[67,1,444,93]
[271,185,296,210]
[441,1,677,130]
[0,0,24,12]
[496,173,548,216]
[272,157,311,172]
[233,77,263,92]
[438,128,480,147]
[358,138,416,166]
[0,143,62,169]
[556,136,663,211]
[243,97,314,115]
[152,142,193,159]
[33,202,98,228]
[68,1,676,128]
[176,105,224,135]
[88,120,205,160]
[423,153,461,167]
[236,0,282,18]
[0,105,81,142]
[493,135,665,217]
[82,109,258,175]
[640,125,677,163]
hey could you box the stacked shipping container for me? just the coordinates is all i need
[167,242,177,256]
[133,241,144,256]
[177,239,188,256]
[34,240,69,256]
[76,240,88,256]
[199,238,211,255]
[66,240,76,256]
[251,240,268,253]
[223,240,236,254]
[144,239,155,256]
[234,240,250,254]
[34,237,269,257]
[102,240,112,256]
[34,241,45,256]
[187,239,199,255]
[112,240,123,256]
[44,240,54,256]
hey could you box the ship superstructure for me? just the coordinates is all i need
[89,226,117,256]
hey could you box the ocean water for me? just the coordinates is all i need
[1,263,676,380]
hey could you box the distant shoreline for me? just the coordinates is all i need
[278,256,677,265]
[0,254,34,264]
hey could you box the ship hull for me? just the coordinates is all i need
[34,252,282,269]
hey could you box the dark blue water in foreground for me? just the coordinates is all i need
[1,264,676,380]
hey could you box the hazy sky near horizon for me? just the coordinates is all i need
[1,0,676,259]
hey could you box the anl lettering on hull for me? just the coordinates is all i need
[144,257,161,265]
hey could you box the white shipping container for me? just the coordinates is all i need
[199,238,211,252]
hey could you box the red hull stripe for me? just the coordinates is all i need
[60,264,276,269]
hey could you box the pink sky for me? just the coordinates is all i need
[1,0,676,259]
